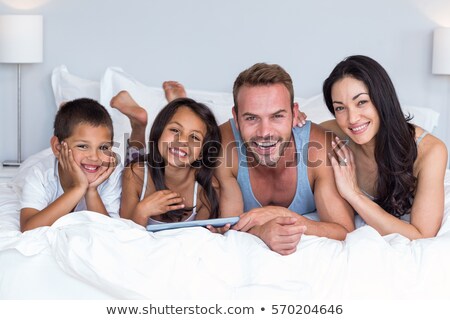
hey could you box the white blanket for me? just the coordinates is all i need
[1,171,450,299]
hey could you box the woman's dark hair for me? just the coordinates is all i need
[323,55,417,217]
[143,97,221,221]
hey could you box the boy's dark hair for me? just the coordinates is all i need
[53,98,114,142]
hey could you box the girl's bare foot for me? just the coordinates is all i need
[110,90,148,128]
[163,81,187,102]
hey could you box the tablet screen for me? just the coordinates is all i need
[146,216,239,232]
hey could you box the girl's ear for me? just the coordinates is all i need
[50,136,61,156]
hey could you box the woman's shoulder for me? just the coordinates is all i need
[414,126,448,170]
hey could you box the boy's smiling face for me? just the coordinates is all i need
[52,123,113,183]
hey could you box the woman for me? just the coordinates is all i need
[321,55,447,239]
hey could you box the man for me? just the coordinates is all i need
[216,63,354,255]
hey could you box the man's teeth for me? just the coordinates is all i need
[255,141,277,148]
[350,123,368,132]
[170,148,187,156]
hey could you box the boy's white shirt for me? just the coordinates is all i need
[20,152,123,218]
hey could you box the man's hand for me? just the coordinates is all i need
[233,206,294,232]
[252,216,307,255]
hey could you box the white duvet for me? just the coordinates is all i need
[1,171,449,299]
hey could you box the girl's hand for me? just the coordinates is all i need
[328,136,361,201]
[136,190,185,219]
[58,141,88,192]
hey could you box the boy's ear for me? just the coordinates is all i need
[50,136,61,156]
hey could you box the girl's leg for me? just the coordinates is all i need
[163,81,187,102]
[110,91,147,165]
[110,90,147,149]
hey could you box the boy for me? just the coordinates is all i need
[20,98,122,232]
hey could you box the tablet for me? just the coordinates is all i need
[146,216,240,232]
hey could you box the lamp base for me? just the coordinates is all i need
[2,160,21,167]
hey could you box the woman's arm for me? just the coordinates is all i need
[331,135,448,239]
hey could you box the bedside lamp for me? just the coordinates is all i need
[433,27,450,75]
[0,15,43,166]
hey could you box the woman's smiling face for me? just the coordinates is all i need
[331,76,380,146]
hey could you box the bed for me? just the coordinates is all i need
[0,66,448,299]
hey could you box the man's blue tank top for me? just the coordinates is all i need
[230,119,316,214]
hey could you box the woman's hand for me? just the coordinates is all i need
[328,136,362,201]
[293,110,307,128]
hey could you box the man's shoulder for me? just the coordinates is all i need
[300,122,332,169]
[219,119,238,157]
[293,121,330,145]
[217,119,239,176]
[219,119,235,143]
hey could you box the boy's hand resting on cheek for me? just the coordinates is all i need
[58,141,89,192]
[88,154,117,190]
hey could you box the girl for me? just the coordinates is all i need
[320,55,447,239]
[116,94,221,226]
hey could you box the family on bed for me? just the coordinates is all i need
[19,55,448,256]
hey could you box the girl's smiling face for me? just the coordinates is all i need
[158,106,207,167]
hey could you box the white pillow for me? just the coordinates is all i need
[403,105,440,133]
[300,93,440,132]
[299,94,334,124]
[100,67,235,164]
[10,147,53,196]
[51,65,100,109]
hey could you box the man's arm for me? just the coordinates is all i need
[215,121,244,217]
[303,123,354,239]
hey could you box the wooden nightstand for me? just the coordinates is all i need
[0,166,19,183]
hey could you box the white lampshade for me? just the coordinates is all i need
[432,27,450,75]
[0,15,43,63]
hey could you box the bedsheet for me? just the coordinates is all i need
[1,170,449,299]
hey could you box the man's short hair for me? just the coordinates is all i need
[232,62,294,113]
[53,98,113,142]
